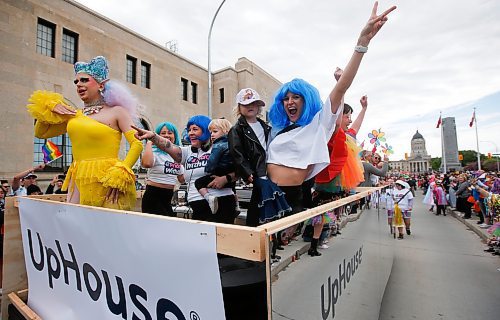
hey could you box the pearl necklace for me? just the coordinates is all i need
[83,98,106,116]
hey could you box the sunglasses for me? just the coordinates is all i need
[73,77,90,85]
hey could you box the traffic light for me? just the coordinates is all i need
[458,154,463,161]
[488,153,492,159]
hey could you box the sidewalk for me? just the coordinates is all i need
[270,209,365,277]
[448,207,490,242]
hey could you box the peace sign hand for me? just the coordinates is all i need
[358,1,397,46]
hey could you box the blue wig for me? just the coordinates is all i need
[269,78,322,130]
[155,122,180,145]
[153,121,180,154]
[186,115,211,143]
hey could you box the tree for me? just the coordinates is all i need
[430,157,442,171]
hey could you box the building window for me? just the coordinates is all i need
[191,82,198,104]
[219,88,225,103]
[33,134,72,171]
[126,55,137,84]
[140,61,151,89]
[61,28,78,64]
[36,18,56,58]
[181,78,188,101]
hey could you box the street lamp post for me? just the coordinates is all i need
[207,0,227,119]
[480,140,499,172]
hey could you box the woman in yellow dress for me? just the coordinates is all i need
[26,56,143,210]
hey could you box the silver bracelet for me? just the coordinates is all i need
[354,45,368,53]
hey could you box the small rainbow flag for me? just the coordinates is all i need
[42,140,62,164]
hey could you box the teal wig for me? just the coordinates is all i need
[186,115,211,143]
[153,122,180,154]
[269,78,322,130]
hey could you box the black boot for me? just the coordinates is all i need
[308,238,322,257]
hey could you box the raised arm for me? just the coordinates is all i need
[329,2,396,112]
[350,95,368,133]
[132,125,182,163]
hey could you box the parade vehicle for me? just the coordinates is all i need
[1,186,393,320]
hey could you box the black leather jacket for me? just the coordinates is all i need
[228,116,271,182]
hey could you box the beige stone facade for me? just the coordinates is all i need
[0,0,281,181]
[389,130,431,173]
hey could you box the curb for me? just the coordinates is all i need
[448,208,489,242]
[271,209,364,277]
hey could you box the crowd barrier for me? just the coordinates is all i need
[1,186,388,320]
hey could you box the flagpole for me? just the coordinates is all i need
[440,112,447,173]
[474,107,481,170]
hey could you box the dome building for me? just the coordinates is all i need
[390,130,432,173]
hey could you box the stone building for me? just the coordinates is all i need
[0,0,282,180]
[390,130,432,173]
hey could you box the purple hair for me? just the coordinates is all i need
[491,178,500,194]
[102,80,138,121]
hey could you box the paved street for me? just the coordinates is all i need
[379,193,500,320]
[270,192,500,320]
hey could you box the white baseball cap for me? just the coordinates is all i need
[236,88,265,106]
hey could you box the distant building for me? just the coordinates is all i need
[0,0,281,179]
[440,117,462,172]
[390,130,431,173]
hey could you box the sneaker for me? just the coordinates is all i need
[406,228,411,235]
[479,223,489,229]
[207,195,218,214]
[319,244,329,249]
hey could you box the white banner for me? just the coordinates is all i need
[18,197,225,320]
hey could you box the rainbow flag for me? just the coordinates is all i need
[42,140,62,164]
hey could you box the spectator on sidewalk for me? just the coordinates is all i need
[455,174,472,219]
[45,175,67,194]
[11,164,45,196]
[433,180,448,216]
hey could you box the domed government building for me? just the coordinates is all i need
[390,130,432,173]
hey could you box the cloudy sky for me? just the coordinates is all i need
[75,0,500,160]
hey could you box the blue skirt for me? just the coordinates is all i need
[254,177,292,224]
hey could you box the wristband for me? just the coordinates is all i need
[354,45,368,53]
[225,174,232,183]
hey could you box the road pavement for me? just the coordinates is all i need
[378,193,500,320]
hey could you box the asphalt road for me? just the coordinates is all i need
[270,191,500,320]
[379,192,500,320]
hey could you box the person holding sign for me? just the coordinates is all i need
[26,56,143,210]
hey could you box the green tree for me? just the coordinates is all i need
[430,157,441,171]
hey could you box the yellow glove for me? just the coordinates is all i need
[99,129,143,193]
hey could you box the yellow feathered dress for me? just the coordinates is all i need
[27,90,143,210]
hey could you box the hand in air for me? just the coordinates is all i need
[360,95,368,109]
[334,67,343,81]
[358,2,397,46]
[131,125,155,140]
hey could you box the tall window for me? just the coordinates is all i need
[181,78,188,101]
[33,135,72,171]
[62,28,78,64]
[140,61,151,89]
[36,18,56,58]
[126,55,137,84]
[219,88,225,103]
[191,82,198,104]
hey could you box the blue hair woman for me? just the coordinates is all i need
[133,115,237,223]
[265,2,396,257]
[141,121,184,217]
